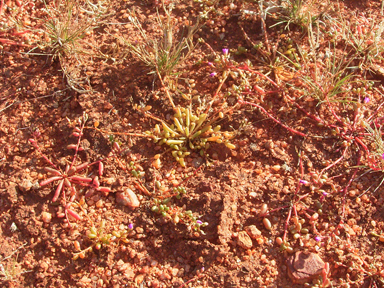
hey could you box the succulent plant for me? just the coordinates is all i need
[145,106,236,167]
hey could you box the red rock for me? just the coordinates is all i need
[116,188,140,209]
[245,225,262,239]
[237,231,253,249]
[287,251,325,284]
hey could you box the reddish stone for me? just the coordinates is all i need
[287,251,325,284]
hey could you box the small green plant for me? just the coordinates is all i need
[31,0,108,92]
[327,13,384,68]
[270,0,320,32]
[299,46,355,104]
[73,220,134,260]
[362,115,384,193]
[39,0,107,60]
[120,3,198,78]
[151,191,209,235]
[252,37,301,85]
[0,243,31,281]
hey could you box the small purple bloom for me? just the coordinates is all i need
[299,179,308,185]
[210,72,216,77]
[382,153,384,160]
[364,97,370,103]
[207,62,213,66]
[196,220,203,225]
[322,191,328,196]
[222,48,229,55]
[128,223,134,230]
[315,236,321,242]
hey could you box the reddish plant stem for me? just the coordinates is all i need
[236,65,280,89]
[260,18,271,54]
[284,94,337,129]
[282,154,309,242]
[157,69,175,110]
[282,205,293,242]
[341,150,362,220]
[12,30,31,36]
[29,139,60,170]
[70,119,86,170]
[262,205,289,217]
[240,100,307,137]
[133,180,151,196]
[111,151,151,196]
[319,145,348,178]
[354,136,369,155]
[89,127,151,138]
[366,99,384,123]
[205,71,229,114]
[242,89,282,97]
[178,271,205,288]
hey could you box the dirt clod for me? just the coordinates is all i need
[18,179,33,192]
[41,211,52,223]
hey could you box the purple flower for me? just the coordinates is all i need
[315,236,321,242]
[364,97,370,103]
[382,153,384,160]
[299,179,308,185]
[222,48,229,55]
[128,223,134,230]
[322,191,328,196]
[196,220,203,225]
[210,72,216,77]
[207,62,213,66]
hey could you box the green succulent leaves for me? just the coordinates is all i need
[146,107,235,166]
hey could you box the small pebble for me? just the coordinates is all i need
[263,218,272,231]
[245,225,262,239]
[18,179,33,192]
[116,188,140,209]
[271,165,280,172]
[237,231,253,249]
[260,204,268,215]
[41,211,52,223]
[249,192,257,198]
[96,199,104,208]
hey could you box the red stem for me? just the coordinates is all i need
[341,150,361,219]
[0,0,4,16]
[29,139,59,170]
[236,65,280,88]
[282,206,292,242]
[319,146,348,178]
[70,120,86,170]
[240,100,307,137]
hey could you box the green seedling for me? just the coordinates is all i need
[0,243,31,281]
[73,220,134,260]
[151,197,208,235]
